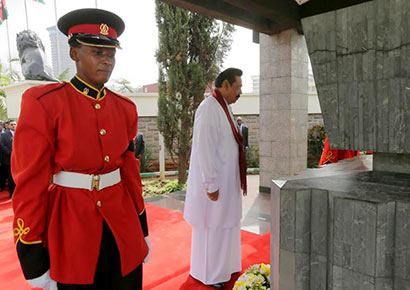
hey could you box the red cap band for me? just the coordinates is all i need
[68,23,118,39]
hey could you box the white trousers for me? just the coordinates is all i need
[190,226,241,285]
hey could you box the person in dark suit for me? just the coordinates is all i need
[134,132,145,159]
[0,120,16,198]
[0,121,7,191]
[237,117,249,149]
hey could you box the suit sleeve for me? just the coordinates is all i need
[0,133,11,155]
[12,92,55,279]
[120,107,148,237]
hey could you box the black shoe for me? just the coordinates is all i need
[209,282,224,289]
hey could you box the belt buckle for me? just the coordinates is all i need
[91,174,101,191]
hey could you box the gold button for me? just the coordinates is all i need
[99,129,106,136]
[96,200,102,207]
[94,103,101,110]
[104,155,110,162]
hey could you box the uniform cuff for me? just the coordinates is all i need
[16,242,50,279]
[139,210,149,237]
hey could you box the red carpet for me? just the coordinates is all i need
[0,190,270,289]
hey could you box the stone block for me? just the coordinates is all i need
[274,157,291,176]
[310,254,327,290]
[332,266,375,290]
[394,277,410,290]
[270,59,292,78]
[271,77,292,94]
[259,173,272,190]
[272,93,292,111]
[280,189,296,251]
[291,93,308,110]
[291,60,309,79]
[259,141,272,157]
[260,156,274,173]
[270,42,291,61]
[394,201,410,280]
[295,189,311,253]
[295,252,310,290]
[333,198,375,275]
[311,189,328,256]
[271,141,290,159]
[290,156,307,173]
[375,202,395,277]
[290,76,308,94]
[279,249,296,290]
[375,278,393,290]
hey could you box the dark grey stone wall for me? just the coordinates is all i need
[273,156,410,290]
[302,0,410,153]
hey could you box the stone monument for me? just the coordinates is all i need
[272,0,410,289]
[16,30,57,82]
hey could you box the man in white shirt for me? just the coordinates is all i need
[184,68,247,289]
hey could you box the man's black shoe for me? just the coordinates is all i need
[210,282,224,289]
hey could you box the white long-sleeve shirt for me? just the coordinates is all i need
[184,95,242,229]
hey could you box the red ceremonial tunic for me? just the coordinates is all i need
[12,79,148,284]
[318,135,359,166]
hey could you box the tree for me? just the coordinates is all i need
[56,68,72,82]
[108,78,136,94]
[155,1,234,184]
[0,61,22,120]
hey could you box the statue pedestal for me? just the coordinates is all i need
[271,155,410,290]
[2,80,54,119]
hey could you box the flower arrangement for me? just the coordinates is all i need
[233,263,271,290]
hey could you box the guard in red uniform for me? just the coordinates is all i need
[12,8,150,290]
[318,135,360,166]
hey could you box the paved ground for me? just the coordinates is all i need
[145,174,271,235]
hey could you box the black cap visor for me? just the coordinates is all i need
[70,33,121,49]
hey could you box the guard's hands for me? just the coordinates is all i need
[207,190,219,201]
[243,189,247,197]
[144,236,151,263]
[27,269,58,290]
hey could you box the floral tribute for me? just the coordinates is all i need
[233,263,270,290]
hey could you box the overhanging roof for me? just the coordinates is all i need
[159,0,373,35]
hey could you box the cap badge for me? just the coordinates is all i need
[83,88,89,95]
[100,23,109,35]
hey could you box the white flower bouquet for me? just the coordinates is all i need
[233,263,271,290]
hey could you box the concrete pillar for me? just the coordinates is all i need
[259,29,309,193]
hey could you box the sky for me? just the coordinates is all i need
[0,0,260,93]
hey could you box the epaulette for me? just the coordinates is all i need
[24,82,67,100]
[106,88,135,106]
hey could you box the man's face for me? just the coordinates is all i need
[222,76,242,104]
[70,45,116,89]
[237,119,242,126]
[9,121,16,131]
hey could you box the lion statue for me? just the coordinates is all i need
[16,30,57,82]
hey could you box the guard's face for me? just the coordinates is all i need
[71,45,116,89]
[223,76,242,104]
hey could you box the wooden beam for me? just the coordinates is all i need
[224,0,301,30]
[159,0,299,34]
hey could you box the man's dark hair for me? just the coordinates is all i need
[215,68,243,88]
[68,38,81,48]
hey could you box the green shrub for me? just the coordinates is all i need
[246,145,259,168]
[142,179,187,198]
[139,146,152,173]
[160,179,187,194]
